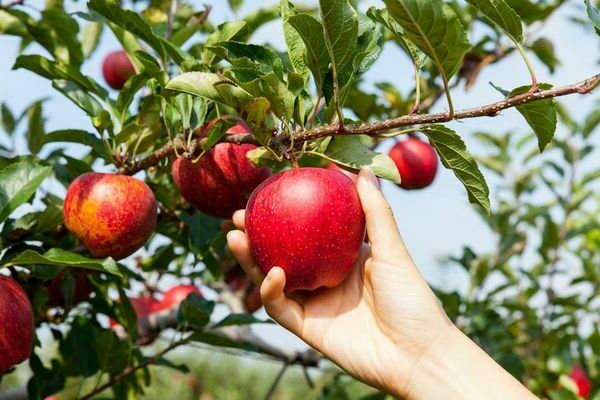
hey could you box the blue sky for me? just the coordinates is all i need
[0,0,598,351]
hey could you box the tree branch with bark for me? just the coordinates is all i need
[120,73,599,175]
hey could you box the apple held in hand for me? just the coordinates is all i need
[245,168,366,292]
[388,137,438,190]
[0,276,35,374]
[172,122,270,219]
[63,172,158,260]
[102,50,136,90]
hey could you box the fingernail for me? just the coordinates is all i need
[359,167,380,189]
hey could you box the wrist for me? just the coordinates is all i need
[402,325,537,400]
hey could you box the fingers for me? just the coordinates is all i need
[226,230,264,286]
[357,168,411,263]
[261,267,304,336]
[232,209,245,231]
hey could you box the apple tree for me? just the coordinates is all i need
[0,0,599,399]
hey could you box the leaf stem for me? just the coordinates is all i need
[515,42,538,91]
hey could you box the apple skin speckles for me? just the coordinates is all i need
[0,276,34,374]
[63,172,157,260]
[172,123,270,220]
[245,168,366,292]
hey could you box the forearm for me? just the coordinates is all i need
[402,325,538,400]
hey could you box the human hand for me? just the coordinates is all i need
[227,168,536,400]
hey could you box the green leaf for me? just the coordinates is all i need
[51,80,103,118]
[13,54,107,99]
[94,330,131,375]
[212,314,273,329]
[59,317,100,377]
[466,0,523,44]
[582,108,600,138]
[0,10,29,36]
[3,248,121,276]
[287,13,330,93]
[179,294,214,328]
[188,331,248,350]
[528,38,560,73]
[281,0,310,83]
[353,14,384,74]
[367,7,427,70]
[166,72,253,108]
[319,0,359,72]
[585,0,600,35]
[41,9,84,68]
[43,129,111,160]
[383,0,470,78]
[238,73,296,120]
[88,0,166,60]
[308,135,401,183]
[509,83,557,152]
[244,6,281,36]
[208,41,284,80]
[115,74,148,117]
[422,125,491,214]
[246,97,277,145]
[0,159,51,222]
[26,101,45,154]
[228,0,243,12]
[0,103,15,135]
[81,21,103,59]
[202,21,249,65]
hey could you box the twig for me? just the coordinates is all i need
[165,0,178,40]
[80,338,189,400]
[120,73,599,175]
[0,0,24,9]
[264,361,290,400]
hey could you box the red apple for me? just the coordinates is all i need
[102,50,136,90]
[570,365,592,398]
[0,276,34,374]
[47,271,93,307]
[63,172,157,260]
[245,168,366,292]
[109,295,159,329]
[130,296,160,317]
[157,284,201,311]
[171,122,270,219]
[326,163,358,184]
[388,137,438,190]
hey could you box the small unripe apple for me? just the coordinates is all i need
[246,168,366,292]
[63,172,157,260]
[172,122,270,219]
[0,276,35,374]
[47,271,93,307]
[388,137,438,190]
[157,284,201,311]
[570,365,592,398]
[102,50,136,90]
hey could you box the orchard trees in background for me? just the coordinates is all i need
[0,0,598,399]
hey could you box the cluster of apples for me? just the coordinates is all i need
[0,51,441,376]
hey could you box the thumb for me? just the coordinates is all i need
[356,168,411,263]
